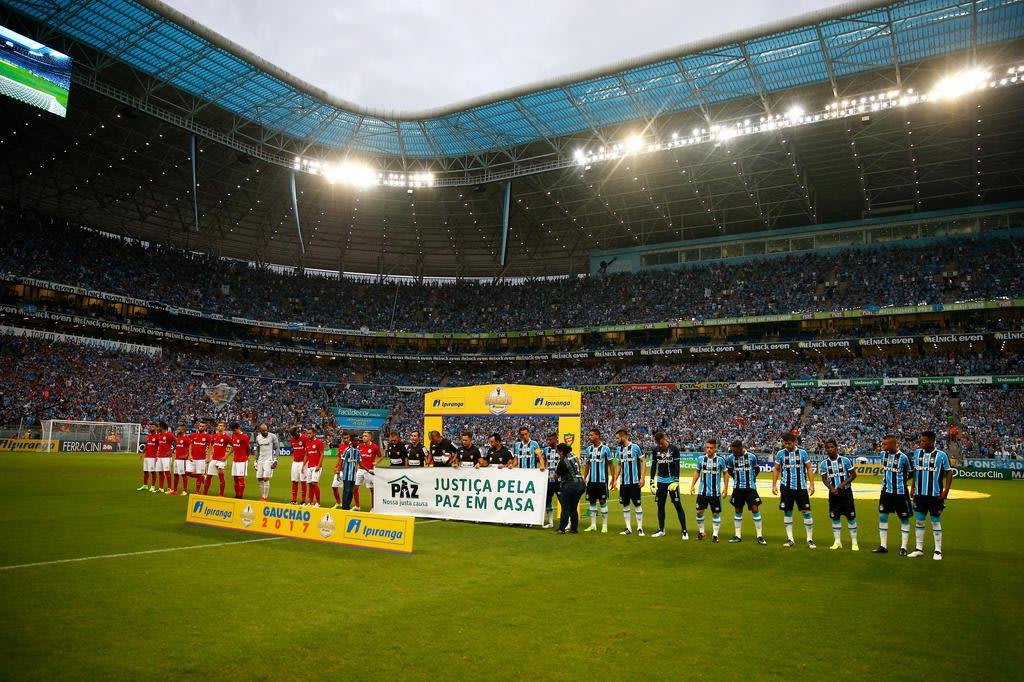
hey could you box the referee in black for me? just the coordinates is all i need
[554,443,585,533]
[649,432,689,539]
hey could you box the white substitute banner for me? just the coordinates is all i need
[372,467,547,525]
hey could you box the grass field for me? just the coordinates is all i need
[0,452,1020,680]
[0,57,69,107]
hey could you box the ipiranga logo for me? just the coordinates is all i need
[343,516,405,543]
[191,499,234,521]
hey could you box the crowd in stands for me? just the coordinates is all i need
[3,334,1021,457]
[2,214,1022,333]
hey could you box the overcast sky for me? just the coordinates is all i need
[163,0,847,112]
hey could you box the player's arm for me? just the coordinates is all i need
[940,463,953,500]
[638,449,647,486]
[721,463,730,498]
[804,458,815,495]
[689,466,699,495]
[771,458,781,494]
[821,468,834,494]
[607,454,617,490]
[841,460,857,489]
[536,447,546,470]
[583,456,591,484]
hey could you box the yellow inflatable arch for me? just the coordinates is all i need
[423,384,582,455]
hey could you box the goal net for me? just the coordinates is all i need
[41,420,142,453]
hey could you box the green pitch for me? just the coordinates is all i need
[0,58,69,108]
[0,453,1020,680]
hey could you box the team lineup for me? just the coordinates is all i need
[138,422,954,560]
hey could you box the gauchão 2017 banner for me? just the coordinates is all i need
[373,467,546,525]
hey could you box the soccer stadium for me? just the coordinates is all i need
[0,0,1022,678]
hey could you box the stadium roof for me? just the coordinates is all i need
[5,0,1024,158]
[1,0,1023,278]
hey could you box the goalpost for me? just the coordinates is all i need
[41,420,142,453]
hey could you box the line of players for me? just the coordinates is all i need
[140,421,954,559]
[396,425,953,561]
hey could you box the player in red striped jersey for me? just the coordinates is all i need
[204,421,231,496]
[155,422,175,492]
[304,427,325,507]
[188,422,212,494]
[229,422,251,498]
[289,426,308,505]
[168,425,191,495]
[138,423,159,492]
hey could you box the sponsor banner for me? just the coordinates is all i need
[954,376,993,385]
[424,384,580,416]
[798,340,852,349]
[185,495,415,553]
[679,454,701,470]
[677,381,737,390]
[0,324,160,357]
[850,378,883,387]
[786,379,819,388]
[883,377,919,386]
[736,380,785,389]
[952,466,1014,480]
[994,332,1024,341]
[689,344,739,354]
[857,336,917,346]
[576,384,615,393]
[331,407,390,430]
[964,459,1024,470]
[373,468,546,525]
[742,342,796,351]
[854,463,886,476]
[58,440,109,453]
[919,376,955,385]
[819,379,851,387]
[0,438,57,452]
[622,383,676,391]
[994,375,1024,384]
[923,334,986,344]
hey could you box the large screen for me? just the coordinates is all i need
[0,24,71,117]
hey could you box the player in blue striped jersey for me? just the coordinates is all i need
[771,432,816,549]
[541,433,561,528]
[689,439,728,542]
[907,430,953,560]
[338,438,361,510]
[872,434,913,556]
[819,438,859,551]
[583,429,614,533]
[614,429,646,536]
[725,440,765,544]
[512,427,544,470]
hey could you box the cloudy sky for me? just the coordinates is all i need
[163,0,847,112]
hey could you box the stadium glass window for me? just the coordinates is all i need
[700,246,722,260]
[766,238,789,254]
[641,251,679,267]
[791,236,814,252]
[869,226,893,243]
[743,241,766,256]
[722,243,744,258]
[816,230,864,248]
[1006,211,1024,230]
[681,249,700,262]
[946,218,976,235]
[892,223,920,241]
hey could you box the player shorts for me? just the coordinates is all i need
[729,488,762,510]
[206,459,226,476]
[779,486,811,512]
[586,482,608,503]
[255,459,275,479]
[912,494,945,517]
[696,494,722,514]
[142,457,157,473]
[173,459,186,475]
[828,489,857,520]
[878,492,911,518]
[231,461,248,477]
[157,457,172,472]
[355,469,374,488]
[186,459,204,475]
[655,482,681,505]
[619,483,642,507]
[331,472,345,488]
[305,467,322,484]
[290,461,306,482]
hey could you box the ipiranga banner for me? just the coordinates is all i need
[373,467,546,525]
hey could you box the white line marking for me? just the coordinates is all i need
[0,536,284,571]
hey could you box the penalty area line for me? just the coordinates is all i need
[0,536,285,572]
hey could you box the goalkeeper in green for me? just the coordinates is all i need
[649,432,689,540]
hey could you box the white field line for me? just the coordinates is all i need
[0,536,284,571]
